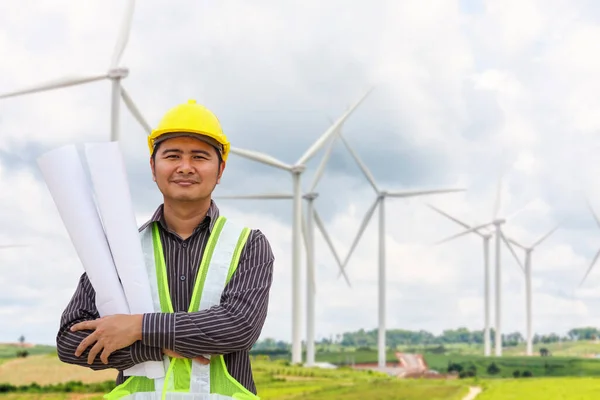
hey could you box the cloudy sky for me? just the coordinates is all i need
[2,0,600,349]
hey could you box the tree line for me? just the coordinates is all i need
[252,326,600,351]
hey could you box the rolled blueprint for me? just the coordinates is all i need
[37,144,162,379]
[37,145,129,316]
[84,142,164,378]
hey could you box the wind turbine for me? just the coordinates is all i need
[0,0,151,141]
[424,203,495,356]
[220,89,373,364]
[506,224,560,356]
[578,197,600,287]
[434,177,527,356]
[335,134,465,368]
[215,133,351,367]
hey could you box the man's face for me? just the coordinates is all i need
[150,135,225,203]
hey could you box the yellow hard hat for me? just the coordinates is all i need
[148,99,230,161]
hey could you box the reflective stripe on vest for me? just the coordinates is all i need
[104,216,258,400]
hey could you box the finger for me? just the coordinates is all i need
[164,349,185,359]
[87,340,104,365]
[71,320,97,332]
[100,346,113,365]
[194,356,210,365]
[75,332,98,357]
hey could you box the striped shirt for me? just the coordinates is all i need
[56,200,275,394]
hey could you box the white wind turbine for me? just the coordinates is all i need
[506,224,560,356]
[578,197,600,288]
[0,0,151,141]
[219,89,373,364]
[424,203,495,356]
[434,177,527,357]
[215,132,352,367]
[336,134,465,368]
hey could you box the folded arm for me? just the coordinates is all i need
[141,229,275,359]
[56,273,164,371]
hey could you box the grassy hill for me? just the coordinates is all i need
[476,377,600,399]
[0,355,470,400]
[4,354,600,399]
[314,347,600,379]
[0,343,56,360]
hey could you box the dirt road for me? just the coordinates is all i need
[463,386,482,400]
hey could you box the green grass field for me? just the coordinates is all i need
[313,347,600,379]
[0,355,470,400]
[424,354,600,378]
[312,340,600,358]
[4,343,600,399]
[475,377,600,399]
[0,344,56,360]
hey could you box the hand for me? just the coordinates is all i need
[163,348,210,365]
[71,314,143,365]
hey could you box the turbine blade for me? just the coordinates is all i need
[340,197,380,273]
[500,231,525,273]
[301,206,309,257]
[339,134,378,193]
[313,208,351,287]
[120,85,152,134]
[435,221,494,245]
[424,203,487,238]
[229,147,293,171]
[0,74,108,99]
[580,247,600,287]
[296,87,374,166]
[111,0,136,68]
[386,188,465,198]
[300,207,316,293]
[492,172,504,219]
[504,234,526,250]
[585,196,600,230]
[505,200,534,222]
[214,193,293,200]
[310,131,338,192]
[532,224,560,248]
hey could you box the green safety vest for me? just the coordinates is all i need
[104,215,260,400]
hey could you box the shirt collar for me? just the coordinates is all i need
[147,200,220,234]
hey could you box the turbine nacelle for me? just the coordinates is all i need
[108,67,129,79]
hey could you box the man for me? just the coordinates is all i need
[56,99,275,399]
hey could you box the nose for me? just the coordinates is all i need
[176,156,194,174]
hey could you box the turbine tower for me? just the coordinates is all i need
[0,0,150,140]
[435,177,527,356]
[506,224,560,356]
[335,135,465,368]
[425,203,494,356]
[221,89,373,364]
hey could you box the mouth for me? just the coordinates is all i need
[171,180,198,187]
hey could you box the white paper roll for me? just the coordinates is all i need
[37,144,129,316]
[37,144,162,379]
[84,142,165,379]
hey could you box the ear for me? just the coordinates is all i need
[150,157,156,182]
[216,161,226,184]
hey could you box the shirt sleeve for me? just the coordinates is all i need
[56,273,164,370]
[141,229,275,358]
